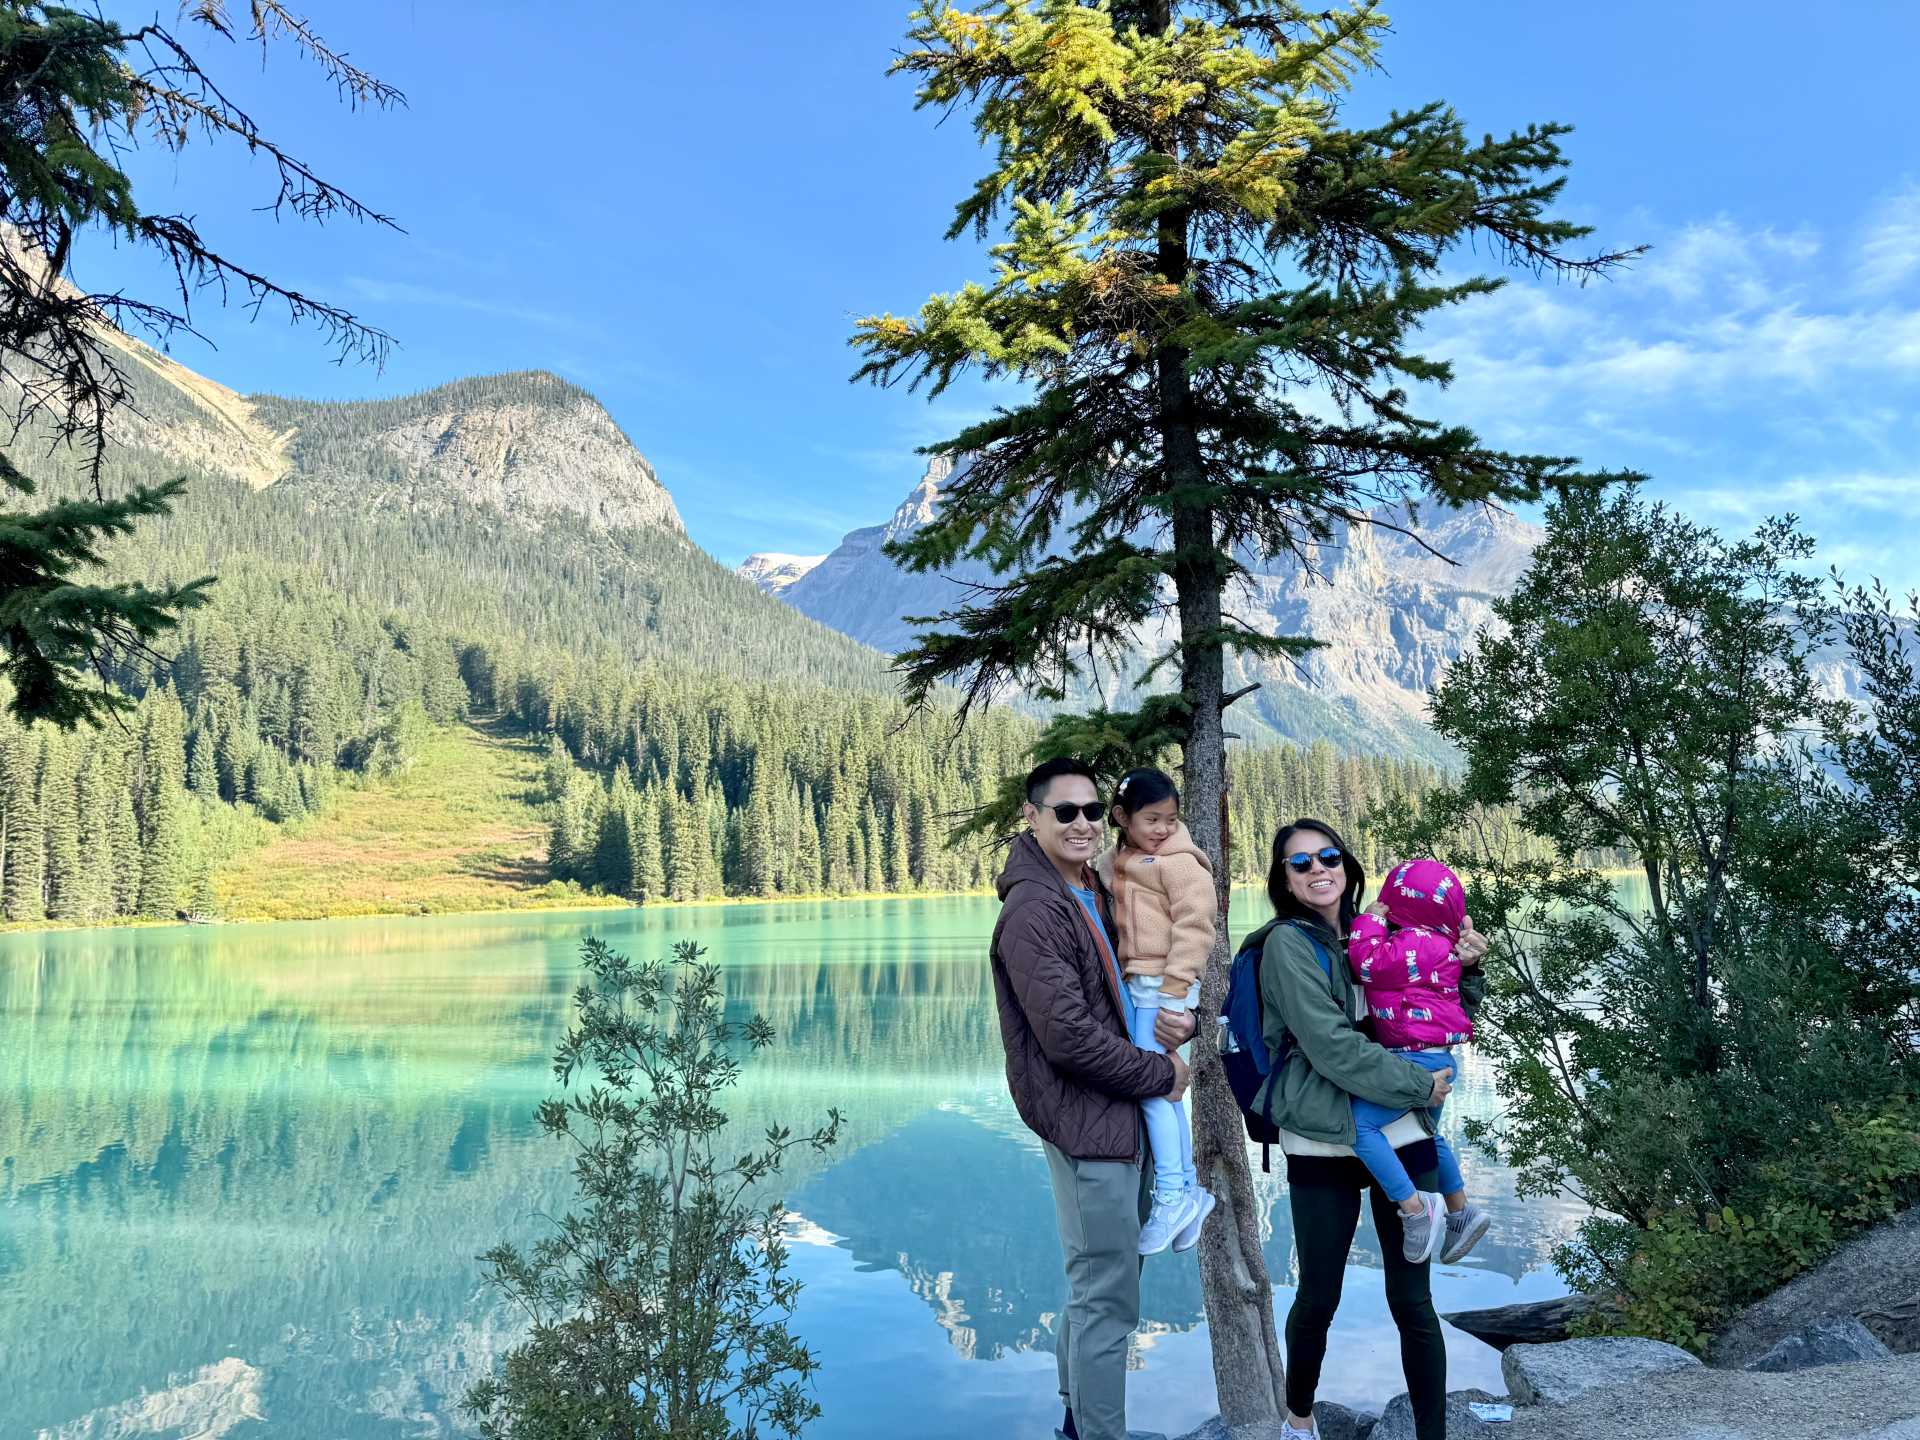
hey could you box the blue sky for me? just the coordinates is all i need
[85,2,1920,590]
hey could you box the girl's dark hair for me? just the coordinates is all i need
[1111,766,1179,825]
[1267,817,1366,935]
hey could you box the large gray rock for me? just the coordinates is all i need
[1712,1205,1920,1366]
[1502,1337,1700,1407]
[1171,1404,1363,1440]
[1745,1314,1895,1372]
[1368,1388,1500,1440]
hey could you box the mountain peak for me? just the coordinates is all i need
[771,463,1547,758]
[249,372,685,536]
[882,454,957,543]
[738,552,826,596]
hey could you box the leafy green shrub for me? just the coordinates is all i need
[1569,1100,1920,1352]
[463,937,841,1439]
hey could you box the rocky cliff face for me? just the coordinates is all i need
[249,371,685,537]
[760,457,1543,758]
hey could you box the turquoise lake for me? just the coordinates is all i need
[0,893,1592,1438]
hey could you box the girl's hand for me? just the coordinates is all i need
[1154,1007,1197,1050]
[1364,899,1390,919]
[1457,916,1489,970]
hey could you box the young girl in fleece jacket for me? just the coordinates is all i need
[1094,767,1217,1256]
[1348,858,1491,1265]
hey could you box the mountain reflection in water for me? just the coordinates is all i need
[0,894,1592,1438]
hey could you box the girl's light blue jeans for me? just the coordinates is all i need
[1351,1047,1465,1205]
[1127,974,1197,1199]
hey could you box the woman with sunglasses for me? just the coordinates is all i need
[1243,819,1488,1440]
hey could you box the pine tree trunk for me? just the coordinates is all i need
[1153,117,1290,1412]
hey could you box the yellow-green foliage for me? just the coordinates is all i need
[852,2,1385,397]
[214,717,624,922]
[1574,1101,1920,1354]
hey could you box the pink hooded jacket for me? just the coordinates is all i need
[1347,858,1475,1051]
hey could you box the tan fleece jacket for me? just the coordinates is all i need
[1092,821,1216,1002]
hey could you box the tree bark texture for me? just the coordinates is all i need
[1157,210,1289,1421]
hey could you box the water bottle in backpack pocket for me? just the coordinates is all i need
[1220,930,1284,1149]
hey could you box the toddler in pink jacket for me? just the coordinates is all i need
[1346,859,1489,1265]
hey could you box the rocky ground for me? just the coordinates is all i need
[1160,1204,1920,1440]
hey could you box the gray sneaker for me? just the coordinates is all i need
[1138,1187,1200,1256]
[1400,1191,1446,1264]
[1172,1186,1217,1252]
[1440,1203,1491,1263]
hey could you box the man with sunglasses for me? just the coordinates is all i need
[990,756,1198,1440]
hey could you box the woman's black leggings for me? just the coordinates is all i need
[1284,1165,1447,1440]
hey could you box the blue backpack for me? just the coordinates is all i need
[1219,919,1335,1172]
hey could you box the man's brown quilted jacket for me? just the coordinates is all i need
[991,831,1177,1161]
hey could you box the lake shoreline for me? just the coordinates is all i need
[0,886,999,936]
[0,869,1646,937]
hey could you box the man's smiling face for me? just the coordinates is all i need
[1024,772,1101,879]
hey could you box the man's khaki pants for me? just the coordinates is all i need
[1044,1141,1152,1440]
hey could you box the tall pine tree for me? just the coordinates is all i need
[1,729,45,921]
[38,732,82,919]
[852,2,1631,1414]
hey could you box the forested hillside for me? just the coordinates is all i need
[62,367,897,694]
[470,637,1454,900]
[0,351,1506,925]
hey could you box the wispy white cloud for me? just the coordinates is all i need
[1428,241,1920,434]
[1402,193,1920,595]
[1857,183,1920,294]
[1673,472,1920,522]
[1639,218,1820,311]
[344,276,596,335]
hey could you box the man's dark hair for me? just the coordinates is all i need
[1025,757,1098,805]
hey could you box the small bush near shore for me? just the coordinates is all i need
[1564,1100,1920,1353]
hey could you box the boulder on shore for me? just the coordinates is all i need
[1171,1401,1365,1440]
[1368,1388,1501,1440]
[1441,1293,1603,1350]
[1501,1336,1699,1407]
[1710,1204,1920,1367]
[1744,1314,1894,1373]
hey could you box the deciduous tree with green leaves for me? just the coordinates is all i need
[0,0,398,727]
[1386,491,1920,1346]
[852,0,1631,1415]
[463,937,841,1440]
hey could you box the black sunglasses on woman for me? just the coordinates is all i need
[1285,846,1344,873]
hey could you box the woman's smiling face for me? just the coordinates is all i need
[1282,828,1343,917]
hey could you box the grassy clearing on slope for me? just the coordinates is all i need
[215,715,626,923]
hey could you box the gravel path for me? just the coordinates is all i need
[1500,1353,1920,1440]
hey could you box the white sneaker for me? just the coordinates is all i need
[1172,1186,1216,1252]
[1138,1187,1200,1255]
[1280,1415,1319,1440]
[1400,1191,1447,1264]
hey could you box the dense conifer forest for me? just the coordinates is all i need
[0,370,1496,923]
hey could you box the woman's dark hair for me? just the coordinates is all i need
[1267,817,1366,934]
[1111,766,1179,825]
